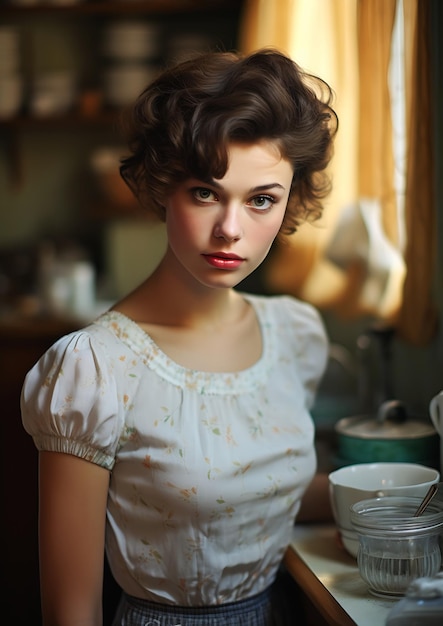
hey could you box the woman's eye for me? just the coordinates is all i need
[249,195,275,210]
[193,188,217,202]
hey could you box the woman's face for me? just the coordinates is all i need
[164,141,293,290]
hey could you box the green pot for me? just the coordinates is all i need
[335,414,440,468]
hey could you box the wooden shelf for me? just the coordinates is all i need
[0,1,240,18]
[0,110,121,130]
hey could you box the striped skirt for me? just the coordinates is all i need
[111,569,301,626]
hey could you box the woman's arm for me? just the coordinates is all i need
[297,472,333,523]
[38,451,110,626]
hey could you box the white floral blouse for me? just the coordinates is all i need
[21,294,328,606]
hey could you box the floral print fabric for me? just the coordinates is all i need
[21,294,328,606]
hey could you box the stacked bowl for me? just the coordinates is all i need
[328,462,440,558]
[102,20,161,108]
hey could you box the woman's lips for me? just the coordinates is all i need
[202,253,244,269]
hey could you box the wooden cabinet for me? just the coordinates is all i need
[0,4,243,623]
[0,319,75,624]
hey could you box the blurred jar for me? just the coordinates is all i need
[38,243,96,320]
[0,26,23,119]
[386,574,443,625]
[350,495,443,598]
[30,71,77,117]
[103,63,156,108]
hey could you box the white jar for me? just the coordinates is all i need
[68,261,95,319]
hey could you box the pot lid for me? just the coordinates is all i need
[335,414,437,440]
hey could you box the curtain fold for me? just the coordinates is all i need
[357,0,397,242]
[396,0,438,344]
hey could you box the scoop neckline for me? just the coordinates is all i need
[96,294,274,394]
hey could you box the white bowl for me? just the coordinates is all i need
[328,462,440,557]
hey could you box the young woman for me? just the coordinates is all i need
[21,48,338,626]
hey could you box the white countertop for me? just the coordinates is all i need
[289,524,396,626]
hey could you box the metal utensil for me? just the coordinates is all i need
[414,483,439,517]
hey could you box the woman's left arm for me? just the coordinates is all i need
[297,473,333,522]
[38,451,111,626]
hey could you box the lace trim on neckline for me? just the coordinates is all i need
[95,297,274,394]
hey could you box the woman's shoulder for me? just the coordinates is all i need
[244,293,328,371]
[244,294,328,403]
[22,312,140,396]
[54,309,144,353]
[32,315,122,363]
[243,292,325,331]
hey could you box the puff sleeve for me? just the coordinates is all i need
[21,330,122,470]
[281,296,329,409]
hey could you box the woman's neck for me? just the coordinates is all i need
[112,258,261,372]
[114,254,246,331]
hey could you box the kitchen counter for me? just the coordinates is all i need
[284,524,395,626]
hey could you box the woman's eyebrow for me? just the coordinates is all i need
[203,179,286,193]
[249,183,286,193]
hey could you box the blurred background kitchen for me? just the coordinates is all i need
[0,0,442,623]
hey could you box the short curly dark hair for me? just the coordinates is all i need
[119,48,338,235]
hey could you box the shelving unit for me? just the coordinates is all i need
[0,0,243,120]
[0,0,243,183]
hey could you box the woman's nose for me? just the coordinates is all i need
[213,206,243,242]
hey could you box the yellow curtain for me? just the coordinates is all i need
[396,0,438,344]
[357,0,397,240]
[239,0,361,310]
[238,0,438,344]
